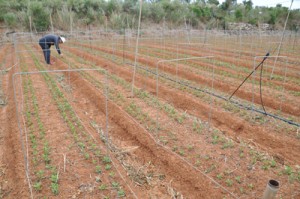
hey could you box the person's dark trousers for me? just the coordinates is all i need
[39,39,51,64]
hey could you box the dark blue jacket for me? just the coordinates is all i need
[39,34,62,54]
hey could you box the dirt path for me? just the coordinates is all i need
[0,45,30,198]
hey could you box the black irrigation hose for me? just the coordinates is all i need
[127,60,300,128]
[229,52,270,100]
[259,62,267,114]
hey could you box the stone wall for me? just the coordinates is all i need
[228,22,271,31]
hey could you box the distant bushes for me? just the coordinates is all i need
[0,0,299,31]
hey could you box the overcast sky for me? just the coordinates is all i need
[218,0,300,9]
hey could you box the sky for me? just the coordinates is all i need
[218,0,300,9]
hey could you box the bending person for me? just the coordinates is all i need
[39,34,66,65]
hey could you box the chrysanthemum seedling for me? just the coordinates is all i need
[159,136,168,145]
[172,146,178,152]
[187,145,194,151]
[248,183,254,190]
[109,172,115,178]
[95,176,101,182]
[51,182,59,195]
[95,165,102,174]
[78,142,85,150]
[239,187,244,194]
[192,119,204,134]
[211,133,219,144]
[225,179,233,187]
[235,176,242,184]
[95,150,101,157]
[102,156,111,163]
[222,139,234,149]
[105,164,112,170]
[111,182,119,189]
[51,173,58,183]
[84,153,90,160]
[33,181,42,191]
[99,184,107,190]
[195,159,201,167]
[270,159,277,168]
[238,147,245,158]
[205,164,216,174]
[117,189,126,197]
[217,173,223,180]
[36,170,44,180]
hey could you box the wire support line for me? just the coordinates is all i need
[126,61,300,128]
[12,73,34,199]
[12,68,106,76]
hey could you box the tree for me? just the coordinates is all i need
[220,0,232,11]
[243,0,253,11]
[29,1,50,32]
[149,2,165,23]
[106,0,122,16]
[123,0,138,13]
[3,12,17,27]
[235,9,243,21]
[207,0,219,6]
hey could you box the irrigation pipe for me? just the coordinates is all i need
[126,60,300,128]
[253,55,287,115]
[232,53,266,96]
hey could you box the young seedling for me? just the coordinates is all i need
[51,183,59,195]
[103,156,111,164]
[33,181,42,191]
[36,170,44,180]
[84,153,90,160]
[248,183,254,190]
[117,189,126,197]
[225,179,233,187]
[105,164,112,170]
[235,176,242,184]
[179,149,185,156]
[109,172,115,178]
[111,182,119,189]
[222,139,234,149]
[95,165,102,174]
[187,145,194,151]
[217,173,223,180]
[270,159,277,167]
[99,184,107,190]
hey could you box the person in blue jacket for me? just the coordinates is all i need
[39,34,66,65]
